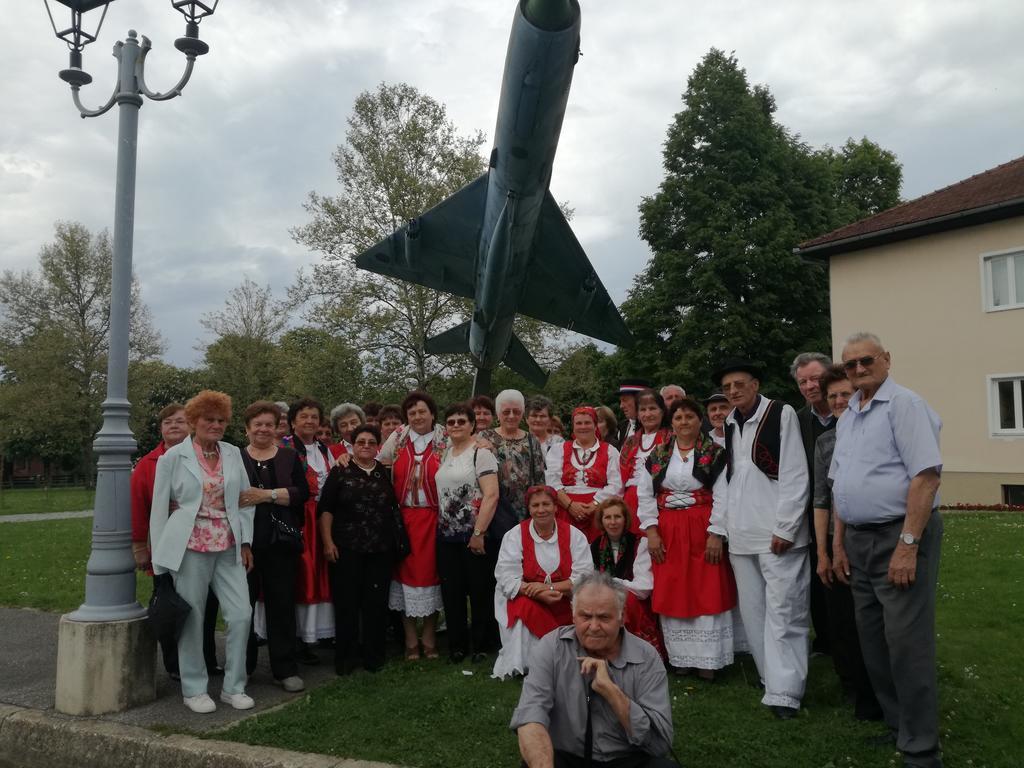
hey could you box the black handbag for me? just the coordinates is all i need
[269,510,304,554]
[147,572,191,644]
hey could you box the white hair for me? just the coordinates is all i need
[572,571,627,618]
[789,352,832,379]
[844,331,884,350]
[660,384,686,397]
[495,389,525,412]
[330,402,365,428]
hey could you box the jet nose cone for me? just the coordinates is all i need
[522,0,575,30]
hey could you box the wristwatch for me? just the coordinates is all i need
[270,489,278,503]
[472,528,484,537]
[900,531,919,546]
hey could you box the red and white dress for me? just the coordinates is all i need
[637,448,745,670]
[619,428,671,536]
[381,425,445,618]
[492,518,593,679]
[545,439,623,542]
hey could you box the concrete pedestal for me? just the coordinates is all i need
[55,614,156,715]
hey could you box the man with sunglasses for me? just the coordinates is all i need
[829,332,943,768]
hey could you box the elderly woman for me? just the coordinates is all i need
[526,394,564,460]
[282,398,335,662]
[492,485,593,679]
[546,406,624,542]
[328,402,365,458]
[590,497,662,656]
[238,401,309,692]
[637,398,739,680]
[132,403,221,680]
[318,424,406,674]
[377,390,446,658]
[378,404,404,444]
[471,394,495,433]
[618,389,671,536]
[435,403,500,663]
[480,390,547,523]
[814,365,881,720]
[595,405,619,449]
[150,390,255,713]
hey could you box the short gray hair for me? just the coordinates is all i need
[572,571,627,618]
[274,401,289,414]
[844,331,884,350]
[526,394,554,415]
[495,389,525,412]
[330,402,365,429]
[789,352,832,380]
[660,384,686,398]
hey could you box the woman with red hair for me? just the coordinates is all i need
[544,406,623,542]
[618,389,671,536]
[492,485,593,679]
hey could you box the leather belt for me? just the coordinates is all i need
[847,517,903,531]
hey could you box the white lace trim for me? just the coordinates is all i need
[661,613,738,670]
[762,692,802,709]
[388,580,442,617]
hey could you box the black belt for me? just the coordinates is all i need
[847,517,903,531]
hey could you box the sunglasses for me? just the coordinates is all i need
[446,417,470,427]
[843,355,881,371]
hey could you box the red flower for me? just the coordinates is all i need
[698,454,712,466]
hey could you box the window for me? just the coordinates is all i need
[1004,485,1024,506]
[989,375,1024,436]
[982,250,1024,310]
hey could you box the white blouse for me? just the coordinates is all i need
[544,440,624,501]
[494,521,593,600]
[635,446,726,532]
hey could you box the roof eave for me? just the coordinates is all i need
[795,196,1024,259]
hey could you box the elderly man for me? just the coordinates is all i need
[829,333,943,768]
[659,384,686,411]
[709,358,810,719]
[615,379,651,445]
[511,571,677,768]
[790,351,835,656]
[703,392,729,446]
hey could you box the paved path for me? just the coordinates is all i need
[0,510,93,523]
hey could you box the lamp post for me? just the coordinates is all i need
[44,0,219,715]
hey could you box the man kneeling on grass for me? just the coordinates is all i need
[510,571,678,768]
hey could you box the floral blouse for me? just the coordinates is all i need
[435,446,498,543]
[317,460,404,554]
[478,429,546,521]
[187,442,235,553]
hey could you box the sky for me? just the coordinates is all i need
[2,0,1022,367]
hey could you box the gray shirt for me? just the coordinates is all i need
[813,429,836,514]
[509,626,674,761]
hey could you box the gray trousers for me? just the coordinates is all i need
[845,511,943,768]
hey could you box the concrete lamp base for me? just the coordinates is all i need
[55,614,156,715]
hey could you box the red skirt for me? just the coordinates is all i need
[650,500,737,619]
[624,592,665,658]
[296,497,331,604]
[395,506,440,587]
[506,592,572,638]
[557,491,601,543]
[623,485,644,537]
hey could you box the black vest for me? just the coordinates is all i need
[725,399,784,481]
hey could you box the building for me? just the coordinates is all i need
[797,155,1024,506]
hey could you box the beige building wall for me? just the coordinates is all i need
[828,217,1024,504]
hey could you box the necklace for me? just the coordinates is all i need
[676,441,696,463]
[573,441,597,466]
[639,431,659,452]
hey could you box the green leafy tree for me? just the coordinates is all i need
[277,327,364,410]
[127,361,210,454]
[622,50,901,400]
[0,221,164,480]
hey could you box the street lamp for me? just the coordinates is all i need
[44,0,219,715]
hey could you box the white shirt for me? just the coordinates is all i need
[544,440,624,501]
[610,537,654,600]
[303,442,331,501]
[720,398,809,555]
[635,446,726,531]
[378,425,445,507]
[625,431,663,488]
[495,521,593,600]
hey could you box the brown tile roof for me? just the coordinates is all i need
[799,154,1024,256]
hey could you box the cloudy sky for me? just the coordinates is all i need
[2,0,1022,367]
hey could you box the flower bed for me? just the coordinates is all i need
[940,502,1024,512]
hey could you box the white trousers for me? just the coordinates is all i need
[729,548,810,709]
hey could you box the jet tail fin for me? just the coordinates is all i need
[504,333,548,388]
[424,321,471,356]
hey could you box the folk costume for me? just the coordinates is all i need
[380,424,446,617]
[590,531,663,657]
[637,432,744,671]
[492,518,593,679]
[619,427,671,536]
[279,435,335,643]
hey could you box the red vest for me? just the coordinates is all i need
[392,437,440,508]
[560,440,610,490]
[505,519,574,636]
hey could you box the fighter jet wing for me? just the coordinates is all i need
[353,174,488,300]
[518,191,634,348]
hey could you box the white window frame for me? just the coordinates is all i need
[988,373,1024,437]
[980,247,1024,312]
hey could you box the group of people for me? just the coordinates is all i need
[129,331,944,768]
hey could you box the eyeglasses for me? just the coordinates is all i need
[353,440,378,447]
[446,417,470,427]
[843,355,880,371]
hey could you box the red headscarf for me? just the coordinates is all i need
[572,406,598,428]
[524,485,559,506]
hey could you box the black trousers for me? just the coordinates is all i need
[329,550,392,672]
[808,544,832,653]
[246,545,299,679]
[157,580,219,675]
[436,539,496,656]
[551,751,679,768]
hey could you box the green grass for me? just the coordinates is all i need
[0,486,94,515]
[0,517,150,612]
[1,514,1020,767]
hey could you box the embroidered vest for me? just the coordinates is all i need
[725,399,783,481]
[560,440,610,489]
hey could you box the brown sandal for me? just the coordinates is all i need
[422,643,440,660]
[405,644,421,661]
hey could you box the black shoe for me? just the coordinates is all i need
[449,651,466,664]
[770,705,799,720]
[855,705,885,722]
[298,643,320,666]
[471,652,489,664]
[206,664,225,677]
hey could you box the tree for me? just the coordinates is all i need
[127,360,209,454]
[621,50,902,400]
[0,221,164,480]
[277,327,364,409]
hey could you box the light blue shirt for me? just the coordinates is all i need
[829,376,942,525]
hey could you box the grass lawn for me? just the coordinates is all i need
[0,486,94,516]
[1,514,1020,766]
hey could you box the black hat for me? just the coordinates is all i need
[711,358,763,386]
[618,378,653,396]
[703,391,729,406]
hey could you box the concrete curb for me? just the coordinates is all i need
[0,704,401,768]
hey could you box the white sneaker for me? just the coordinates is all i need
[183,693,216,714]
[220,691,255,710]
[279,675,305,693]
